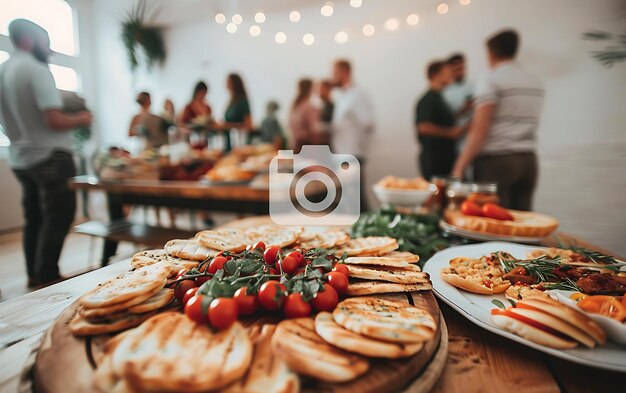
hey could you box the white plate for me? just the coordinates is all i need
[439,220,548,244]
[423,242,626,372]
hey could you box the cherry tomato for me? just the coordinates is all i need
[280,256,299,275]
[258,281,285,311]
[175,268,190,280]
[326,271,349,295]
[208,256,228,274]
[195,275,211,286]
[286,251,305,267]
[208,298,239,330]
[252,241,266,251]
[482,203,514,221]
[283,293,312,318]
[264,246,281,265]
[182,287,199,307]
[332,264,350,278]
[461,200,483,217]
[311,283,339,311]
[174,280,197,302]
[233,287,260,315]
[184,295,208,323]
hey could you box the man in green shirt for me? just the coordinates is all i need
[415,61,466,180]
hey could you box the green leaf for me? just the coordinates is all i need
[491,299,506,310]
[224,260,238,275]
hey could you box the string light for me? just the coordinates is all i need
[460,0,471,5]
[334,31,348,44]
[350,0,363,8]
[407,14,419,26]
[275,32,287,44]
[384,18,399,31]
[255,12,266,23]
[249,25,261,37]
[321,3,334,17]
[437,3,449,14]
[232,14,243,25]
[226,23,237,34]
[362,24,375,36]
[303,33,315,45]
[215,13,226,24]
[289,11,301,22]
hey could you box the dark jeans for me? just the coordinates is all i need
[419,149,457,181]
[12,151,76,282]
[473,152,538,211]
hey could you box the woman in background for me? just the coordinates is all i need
[128,92,152,137]
[180,81,212,125]
[161,99,176,124]
[223,73,252,151]
[289,79,319,152]
[128,92,167,149]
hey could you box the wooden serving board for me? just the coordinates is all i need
[33,291,445,393]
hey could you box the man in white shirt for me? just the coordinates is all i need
[452,29,544,211]
[330,59,374,211]
[443,53,474,130]
[0,19,92,287]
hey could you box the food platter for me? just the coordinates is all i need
[423,242,626,372]
[439,220,548,244]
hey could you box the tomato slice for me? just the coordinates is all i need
[578,295,626,322]
[482,203,514,221]
[461,200,483,217]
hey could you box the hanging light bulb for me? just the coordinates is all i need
[249,25,261,37]
[384,18,399,31]
[255,12,266,23]
[350,0,363,8]
[232,14,243,25]
[437,3,449,14]
[215,13,226,24]
[226,23,237,34]
[334,31,348,44]
[303,33,315,45]
[460,0,471,5]
[321,3,334,17]
[407,14,419,26]
[289,11,301,22]
[275,32,287,44]
[362,24,375,37]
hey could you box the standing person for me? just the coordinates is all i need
[415,61,465,180]
[259,100,285,149]
[452,29,544,211]
[128,92,166,149]
[223,73,252,151]
[318,79,334,146]
[331,59,374,212]
[180,81,212,125]
[0,19,92,287]
[161,98,176,125]
[443,53,474,141]
[289,78,320,152]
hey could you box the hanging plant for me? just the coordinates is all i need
[121,0,166,71]
[582,30,626,68]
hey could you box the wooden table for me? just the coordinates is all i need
[0,219,624,393]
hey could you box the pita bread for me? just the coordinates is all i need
[164,239,218,261]
[131,249,199,274]
[127,288,174,314]
[222,325,300,393]
[338,237,399,257]
[196,229,249,252]
[80,264,170,308]
[79,281,165,318]
[69,311,155,336]
[440,256,510,295]
[93,332,134,392]
[314,312,423,359]
[272,318,369,383]
[299,230,350,249]
[346,281,432,296]
[345,251,420,268]
[333,297,436,343]
[244,225,298,248]
[345,264,428,284]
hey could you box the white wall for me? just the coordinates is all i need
[86,0,626,255]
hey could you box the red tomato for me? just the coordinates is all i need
[461,200,483,217]
[280,256,299,275]
[252,241,266,251]
[332,264,350,278]
[182,287,199,307]
[311,283,339,311]
[208,256,228,274]
[233,287,260,315]
[326,272,349,295]
[174,280,197,302]
[208,298,238,330]
[258,281,285,311]
[195,275,211,286]
[184,295,208,323]
[286,251,305,267]
[175,268,189,280]
[263,246,281,265]
[482,203,514,221]
[283,293,312,318]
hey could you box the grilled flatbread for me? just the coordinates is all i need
[80,264,170,308]
[223,325,300,393]
[131,249,199,275]
[244,225,298,248]
[127,288,174,314]
[79,280,165,318]
[300,230,350,249]
[93,332,133,392]
[164,239,218,261]
[346,281,432,296]
[272,318,369,383]
[314,312,423,359]
[196,229,249,252]
[345,251,418,267]
[110,313,252,392]
[70,311,155,336]
[333,297,436,343]
[339,237,399,257]
[440,256,510,295]
[345,265,428,284]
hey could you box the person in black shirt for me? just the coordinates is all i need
[415,61,466,180]
[318,79,334,146]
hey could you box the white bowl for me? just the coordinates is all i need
[372,183,437,207]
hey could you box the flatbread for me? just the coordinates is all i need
[79,264,170,308]
[345,264,429,284]
[164,239,218,261]
[440,256,510,295]
[345,251,420,267]
[346,281,432,296]
[314,312,423,359]
[131,249,199,275]
[196,229,249,252]
[338,237,399,256]
[69,311,155,336]
[299,230,350,249]
[244,225,299,248]
[79,280,165,318]
[333,297,436,344]
[127,288,174,314]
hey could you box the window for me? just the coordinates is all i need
[49,64,80,92]
[0,51,9,65]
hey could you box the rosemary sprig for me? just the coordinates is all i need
[541,278,580,292]
[566,246,620,265]
[495,253,563,283]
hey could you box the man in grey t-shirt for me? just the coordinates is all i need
[452,29,544,211]
[0,20,92,286]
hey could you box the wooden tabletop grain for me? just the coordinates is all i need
[0,219,624,393]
